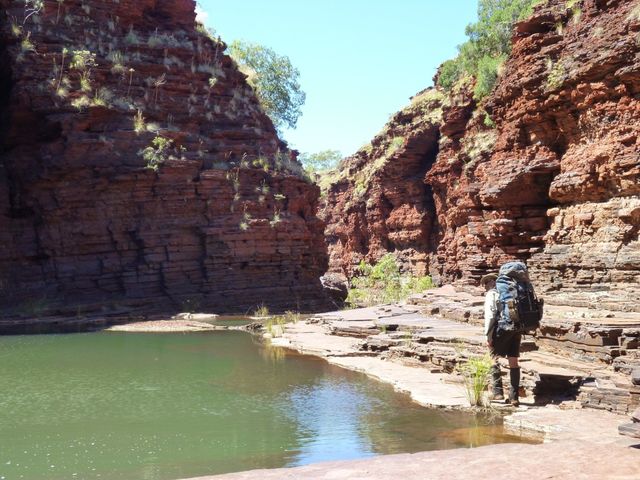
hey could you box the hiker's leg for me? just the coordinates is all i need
[508,366,521,406]
[490,353,504,400]
[507,334,522,406]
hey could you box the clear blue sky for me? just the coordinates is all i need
[198,1,478,157]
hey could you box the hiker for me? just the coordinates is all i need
[481,273,514,404]
[483,261,544,407]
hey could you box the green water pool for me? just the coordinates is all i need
[0,330,529,480]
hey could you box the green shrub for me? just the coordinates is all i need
[71,95,90,111]
[473,54,507,100]
[140,135,172,171]
[436,0,543,100]
[346,254,434,308]
[20,32,35,53]
[70,50,97,71]
[10,20,22,37]
[386,136,405,157]
[458,354,493,407]
[269,210,281,227]
[483,110,496,128]
[195,21,217,42]
[437,58,464,90]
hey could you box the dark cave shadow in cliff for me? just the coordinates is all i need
[379,129,442,276]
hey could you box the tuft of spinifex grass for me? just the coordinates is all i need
[458,354,493,408]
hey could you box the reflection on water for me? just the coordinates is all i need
[0,331,535,480]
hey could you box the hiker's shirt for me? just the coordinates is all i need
[484,289,499,337]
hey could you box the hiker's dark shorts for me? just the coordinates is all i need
[491,330,522,358]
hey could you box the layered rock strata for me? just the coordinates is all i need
[322,0,640,310]
[489,0,640,309]
[321,88,443,277]
[0,0,330,319]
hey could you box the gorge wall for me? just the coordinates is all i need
[321,88,442,277]
[322,0,640,310]
[0,0,330,317]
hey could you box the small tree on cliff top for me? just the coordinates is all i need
[229,40,306,131]
[437,0,542,100]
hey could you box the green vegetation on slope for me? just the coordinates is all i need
[346,254,434,308]
[437,0,546,100]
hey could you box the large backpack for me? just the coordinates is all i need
[495,261,544,334]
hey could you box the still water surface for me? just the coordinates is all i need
[0,330,529,480]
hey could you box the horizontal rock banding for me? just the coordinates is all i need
[322,0,640,310]
[0,0,330,317]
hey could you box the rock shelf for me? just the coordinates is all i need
[270,286,640,432]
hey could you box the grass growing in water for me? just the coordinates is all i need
[346,254,434,308]
[264,315,286,337]
[458,354,493,408]
[262,310,300,337]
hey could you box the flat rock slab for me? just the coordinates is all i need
[184,441,640,480]
[106,320,219,332]
[505,406,636,444]
[315,305,408,322]
[270,323,361,357]
[619,423,640,439]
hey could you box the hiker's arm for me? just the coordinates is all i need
[484,291,497,346]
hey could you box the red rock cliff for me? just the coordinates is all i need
[0,0,330,316]
[321,88,442,277]
[323,0,639,310]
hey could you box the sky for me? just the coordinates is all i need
[198,1,478,157]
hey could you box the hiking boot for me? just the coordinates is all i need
[490,364,504,401]
[508,367,521,407]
